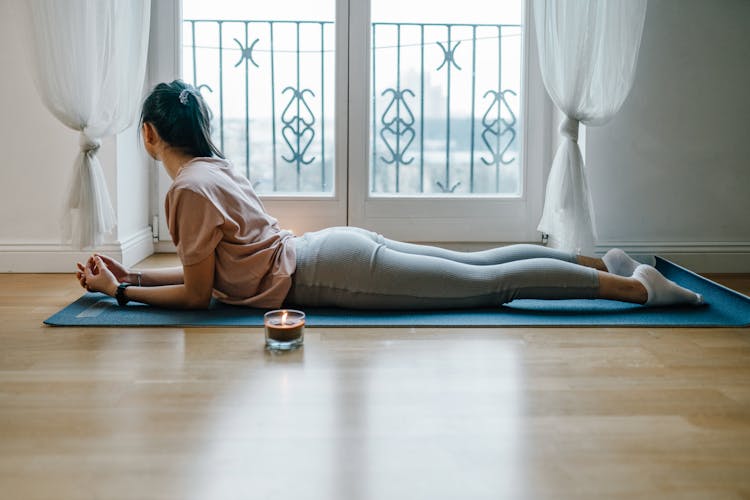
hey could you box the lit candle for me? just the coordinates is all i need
[264,309,305,350]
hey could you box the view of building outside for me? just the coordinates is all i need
[183,0,522,196]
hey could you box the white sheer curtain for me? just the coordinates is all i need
[26,0,150,248]
[533,0,648,255]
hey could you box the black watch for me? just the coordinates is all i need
[115,283,132,307]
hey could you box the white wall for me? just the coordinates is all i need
[0,0,153,272]
[116,124,153,251]
[585,0,750,272]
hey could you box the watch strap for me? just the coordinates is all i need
[116,283,132,307]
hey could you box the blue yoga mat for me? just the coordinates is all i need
[44,257,750,328]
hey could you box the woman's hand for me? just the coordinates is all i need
[93,253,130,283]
[75,261,91,290]
[78,255,119,297]
[77,253,130,291]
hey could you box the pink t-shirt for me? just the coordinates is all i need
[165,157,296,308]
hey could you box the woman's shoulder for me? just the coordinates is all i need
[181,156,231,174]
[171,158,229,188]
[168,157,252,208]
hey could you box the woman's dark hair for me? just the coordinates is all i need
[140,80,224,158]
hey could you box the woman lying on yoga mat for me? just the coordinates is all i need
[76,80,704,310]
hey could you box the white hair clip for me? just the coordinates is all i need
[178,89,190,105]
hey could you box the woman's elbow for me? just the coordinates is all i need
[183,291,212,310]
[183,299,211,310]
[186,300,211,310]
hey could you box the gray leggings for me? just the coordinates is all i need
[285,227,600,309]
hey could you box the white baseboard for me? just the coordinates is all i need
[119,228,156,267]
[593,241,750,274]
[0,228,154,273]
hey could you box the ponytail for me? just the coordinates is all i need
[140,80,224,159]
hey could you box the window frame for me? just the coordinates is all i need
[150,0,349,248]
[347,0,552,243]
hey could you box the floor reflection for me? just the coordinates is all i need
[183,331,525,499]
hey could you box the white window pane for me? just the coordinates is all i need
[370,0,522,196]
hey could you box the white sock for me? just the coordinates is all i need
[633,264,704,307]
[602,248,643,277]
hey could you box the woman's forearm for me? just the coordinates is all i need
[121,283,210,309]
[127,266,184,287]
[92,255,213,309]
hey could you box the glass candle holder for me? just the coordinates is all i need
[264,309,305,350]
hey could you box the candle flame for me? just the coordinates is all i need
[281,310,288,325]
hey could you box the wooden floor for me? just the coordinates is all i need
[1,255,749,500]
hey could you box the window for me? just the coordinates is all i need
[152,0,550,245]
[368,3,523,197]
[182,3,336,196]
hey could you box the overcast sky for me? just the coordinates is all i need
[184,0,522,24]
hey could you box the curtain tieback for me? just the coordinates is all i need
[79,133,102,154]
[559,117,580,142]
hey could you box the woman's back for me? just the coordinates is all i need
[166,157,296,307]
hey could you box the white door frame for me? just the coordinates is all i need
[347,0,552,243]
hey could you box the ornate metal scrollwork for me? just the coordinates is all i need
[379,88,416,166]
[480,89,517,166]
[435,180,462,193]
[280,87,317,165]
[233,38,260,68]
[436,41,462,71]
